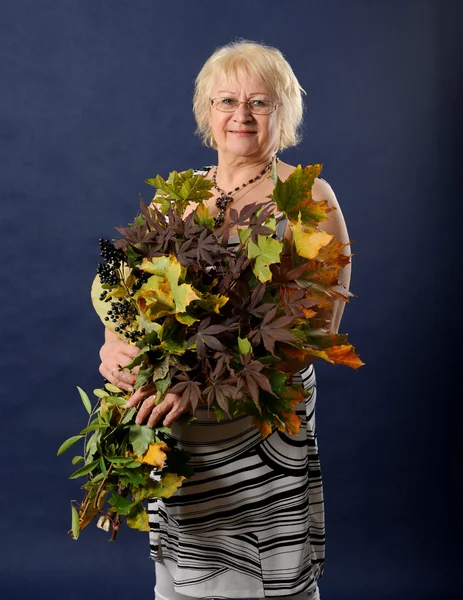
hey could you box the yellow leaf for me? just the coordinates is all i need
[292,213,333,259]
[127,503,150,532]
[166,258,200,312]
[139,255,172,276]
[135,442,169,469]
[149,472,186,498]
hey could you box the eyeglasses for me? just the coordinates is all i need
[210,97,280,115]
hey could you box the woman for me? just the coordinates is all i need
[99,41,351,600]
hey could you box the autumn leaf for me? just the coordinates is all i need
[269,164,334,227]
[127,502,150,532]
[148,472,186,498]
[135,442,169,469]
[324,344,365,369]
[292,212,333,259]
[315,236,353,267]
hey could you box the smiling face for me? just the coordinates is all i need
[209,69,282,163]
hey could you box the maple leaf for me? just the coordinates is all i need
[238,353,277,407]
[247,235,282,282]
[147,472,186,499]
[282,288,319,318]
[203,377,239,416]
[269,164,335,228]
[169,372,203,412]
[324,344,365,369]
[292,212,333,259]
[315,236,353,268]
[145,170,214,216]
[194,202,215,229]
[186,316,235,359]
[249,306,299,356]
[135,442,169,469]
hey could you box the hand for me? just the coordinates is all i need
[127,385,190,429]
[99,329,141,393]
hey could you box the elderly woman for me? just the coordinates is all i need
[99,41,351,600]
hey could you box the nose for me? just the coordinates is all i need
[233,102,253,122]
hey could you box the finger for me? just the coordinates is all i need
[99,363,135,393]
[123,343,142,358]
[126,383,157,408]
[136,395,169,426]
[146,401,174,429]
[160,405,189,428]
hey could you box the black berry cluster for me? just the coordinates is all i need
[98,238,125,264]
[130,269,150,295]
[96,239,125,286]
[97,240,150,343]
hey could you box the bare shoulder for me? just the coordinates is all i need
[312,177,349,244]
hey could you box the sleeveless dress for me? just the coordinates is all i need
[147,168,326,599]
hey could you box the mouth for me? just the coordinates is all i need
[229,131,257,136]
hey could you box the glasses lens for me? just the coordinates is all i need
[212,99,276,114]
[250,101,274,115]
[213,98,240,112]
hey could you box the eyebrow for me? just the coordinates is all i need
[215,90,270,96]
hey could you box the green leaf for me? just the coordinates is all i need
[127,502,150,532]
[105,382,122,394]
[93,388,110,398]
[99,456,108,477]
[123,345,150,370]
[106,396,127,408]
[238,336,253,356]
[134,365,155,390]
[129,425,155,456]
[71,455,84,465]
[106,456,139,464]
[121,407,137,425]
[69,458,100,479]
[57,435,83,456]
[85,430,101,461]
[80,423,107,434]
[268,164,324,226]
[77,386,92,415]
[71,505,80,540]
[118,468,147,487]
[107,493,134,516]
[247,236,282,283]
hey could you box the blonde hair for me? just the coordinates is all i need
[193,40,306,151]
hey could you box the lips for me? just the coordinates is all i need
[229,130,257,135]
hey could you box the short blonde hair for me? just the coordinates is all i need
[193,40,306,151]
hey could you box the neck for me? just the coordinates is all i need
[215,150,276,192]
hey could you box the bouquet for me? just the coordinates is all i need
[58,163,364,541]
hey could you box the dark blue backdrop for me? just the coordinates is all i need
[1,1,461,599]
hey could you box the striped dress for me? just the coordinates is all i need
[147,169,325,599]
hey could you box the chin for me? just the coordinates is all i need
[226,141,260,157]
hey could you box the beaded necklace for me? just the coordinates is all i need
[212,157,279,227]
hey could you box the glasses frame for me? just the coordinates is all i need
[210,97,280,115]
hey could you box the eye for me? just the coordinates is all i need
[250,99,267,107]
[220,98,238,106]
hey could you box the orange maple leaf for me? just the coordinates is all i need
[325,344,365,369]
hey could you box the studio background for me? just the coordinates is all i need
[1,1,460,599]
